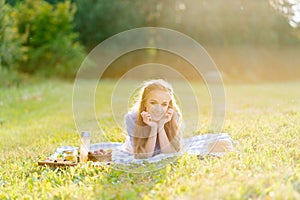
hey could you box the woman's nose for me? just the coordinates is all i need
[158,105,164,112]
[152,104,163,112]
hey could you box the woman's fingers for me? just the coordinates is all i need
[167,108,174,115]
[141,111,149,114]
[146,115,151,121]
[165,109,173,122]
[141,112,149,119]
[141,112,152,124]
[141,111,151,117]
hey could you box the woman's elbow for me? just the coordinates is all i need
[161,145,177,154]
[134,152,153,159]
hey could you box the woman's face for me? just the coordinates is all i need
[145,90,171,122]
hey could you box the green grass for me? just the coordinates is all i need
[0,79,300,199]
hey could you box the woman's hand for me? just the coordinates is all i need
[141,111,157,128]
[158,108,174,130]
[165,108,174,123]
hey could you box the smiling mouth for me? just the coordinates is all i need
[149,105,165,120]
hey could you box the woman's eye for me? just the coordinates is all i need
[162,103,168,107]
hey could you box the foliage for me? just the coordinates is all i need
[74,0,145,51]
[74,0,300,49]
[2,0,300,81]
[0,68,22,87]
[71,0,300,83]
[270,0,300,28]
[0,0,23,70]
[269,0,300,41]
[5,0,72,6]
[176,0,297,45]
[14,0,85,77]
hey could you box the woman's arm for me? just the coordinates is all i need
[158,126,176,153]
[142,124,158,158]
[135,112,158,159]
[157,108,178,153]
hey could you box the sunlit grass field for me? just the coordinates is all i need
[0,79,300,199]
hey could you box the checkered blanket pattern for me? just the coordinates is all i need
[52,133,234,165]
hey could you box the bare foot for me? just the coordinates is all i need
[208,140,233,153]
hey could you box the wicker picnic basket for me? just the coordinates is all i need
[87,151,112,162]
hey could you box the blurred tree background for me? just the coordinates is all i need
[1,0,300,85]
